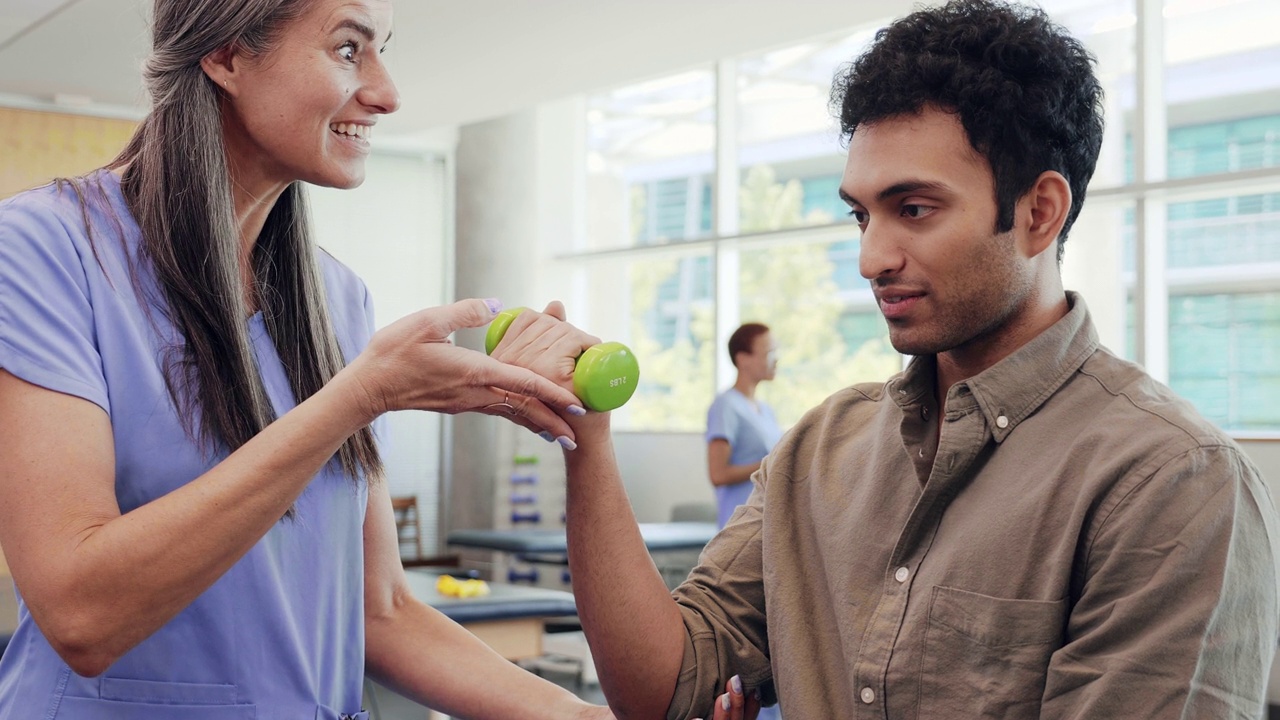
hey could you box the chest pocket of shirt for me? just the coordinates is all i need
[916,585,1067,720]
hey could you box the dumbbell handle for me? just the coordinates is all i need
[485,307,640,412]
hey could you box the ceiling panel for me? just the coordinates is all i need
[0,0,72,47]
[0,0,906,136]
[0,0,149,108]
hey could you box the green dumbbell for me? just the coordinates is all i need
[485,307,640,412]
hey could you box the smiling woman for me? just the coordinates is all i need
[0,1,609,719]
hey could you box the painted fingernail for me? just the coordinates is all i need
[731,675,742,695]
[721,693,731,710]
[557,436,577,451]
[566,405,587,416]
[538,431,555,443]
[483,298,502,315]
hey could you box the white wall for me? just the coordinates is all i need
[309,151,451,553]
[615,432,713,523]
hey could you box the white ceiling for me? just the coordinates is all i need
[0,0,911,137]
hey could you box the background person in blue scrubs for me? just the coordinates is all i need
[706,323,783,530]
[0,1,610,718]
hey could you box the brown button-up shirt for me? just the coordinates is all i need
[668,293,1280,719]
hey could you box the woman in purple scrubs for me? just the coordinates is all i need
[0,1,607,718]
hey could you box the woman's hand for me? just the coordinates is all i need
[344,299,586,443]
[704,675,761,720]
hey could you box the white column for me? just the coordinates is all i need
[1135,0,1169,382]
[714,59,741,390]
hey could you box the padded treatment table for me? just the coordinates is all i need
[407,568,578,659]
[447,521,718,591]
[446,521,717,559]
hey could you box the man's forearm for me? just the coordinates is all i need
[565,417,687,720]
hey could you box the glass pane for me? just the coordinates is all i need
[582,250,715,431]
[736,29,880,233]
[738,238,900,427]
[1164,0,1280,180]
[1063,195,1136,359]
[1167,191,1280,268]
[586,71,716,250]
[1041,0,1137,189]
[1169,291,1280,431]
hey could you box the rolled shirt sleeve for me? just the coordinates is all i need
[668,468,775,720]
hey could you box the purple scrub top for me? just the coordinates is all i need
[706,388,783,529]
[0,170,374,719]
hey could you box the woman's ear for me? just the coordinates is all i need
[200,46,239,96]
[1019,170,1072,260]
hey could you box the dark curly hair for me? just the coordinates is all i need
[831,0,1105,261]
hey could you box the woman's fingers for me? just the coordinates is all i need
[474,389,573,447]
[475,386,579,449]
[708,676,756,720]
[483,361,584,418]
[417,298,503,337]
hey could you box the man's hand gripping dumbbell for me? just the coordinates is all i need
[485,302,640,413]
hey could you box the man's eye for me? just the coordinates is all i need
[902,204,932,219]
[848,209,868,224]
[338,41,358,61]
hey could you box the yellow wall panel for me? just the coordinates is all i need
[0,107,137,200]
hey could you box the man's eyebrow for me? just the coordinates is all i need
[840,180,953,207]
[333,18,392,45]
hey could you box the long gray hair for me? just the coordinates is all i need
[108,0,382,482]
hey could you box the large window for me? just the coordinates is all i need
[739,235,900,424]
[586,71,715,251]
[572,0,1280,435]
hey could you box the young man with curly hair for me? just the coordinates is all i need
[547,1,1280,718]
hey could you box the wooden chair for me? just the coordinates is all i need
[389,495,459,569]
[390,495,424,562]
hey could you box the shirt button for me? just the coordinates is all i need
[920,406,929,420]
[895,566,909,583]
[861,687,875,704]
[996,415,1010,429]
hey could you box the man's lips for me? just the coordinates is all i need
[875,289,926,319]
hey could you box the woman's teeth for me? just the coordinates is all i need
[330,123,370,140]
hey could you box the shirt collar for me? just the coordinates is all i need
[888,291,1100,442]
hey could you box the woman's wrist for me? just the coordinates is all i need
[323,358,386,430]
